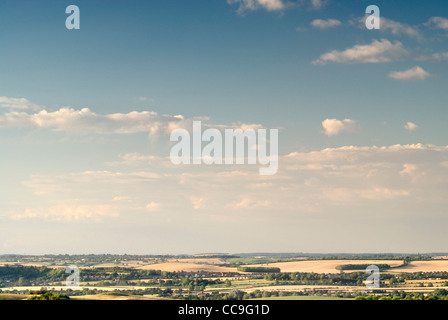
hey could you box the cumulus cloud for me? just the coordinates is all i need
[417,52,448,62]
[227,0,284,13]
[352,16,422,39]
[310,0,328,9]
[427,17,448,31]
[311,19,341,29]
[0,97,266,142]
[322,118,358,136]
[313,39,408,65]
[380,17,422,39]
[389,66,430,80]
[0,96,42,111]
[0,107,189,138]
[227,0,327,13]
[404,122,419,131]
[400,163,418,177]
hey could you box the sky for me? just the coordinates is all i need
[0,0,447,254]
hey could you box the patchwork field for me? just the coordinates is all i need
[166,258,227,265]
[390,260,448,273]
[245,260,405,273]
[137,262,237,273]
[85,259,448,274]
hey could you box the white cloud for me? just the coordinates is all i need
[380,17,422,39]
[357,187,410,200]
[113,196,133,202]
[232,197,271,209]
[432,52,448,61]
[311,19,341,29]
[190,197,206,210]
[310,0,328,9]
[322,118,357,136]
[400,163,418,177]
[313,39,408,65]
[11,142,448,255]
[389,66,430,80]
[0,107,189,137]
[417,52,448,62]
[227,0,327,13]
[427,17,448,31]
[258,0,284,10]
[0,96,42,111]
[353,16,422,39]
[146,202,162,211]
[18,143,448,231]
[11,204,117,222]
[227,0,284,13]
[0,98,265,142]
[404,122,419,131]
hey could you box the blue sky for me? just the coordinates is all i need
[0,0,448,254]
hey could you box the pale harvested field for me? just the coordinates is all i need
[245,260,404,273]
[137,262,237,273]
[166,258,227,265]
[390,261,448,273]
[243,284,448,294]
[244,285,366,293]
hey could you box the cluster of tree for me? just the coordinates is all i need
[355,289,448,300]
[335,264,391,271]
[263,272,379,286]
[391,271,448,280]
[27,290,70,300]
[66,287,172,297]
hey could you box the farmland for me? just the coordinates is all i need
[243,260,404,273]
[1,253,448,300]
